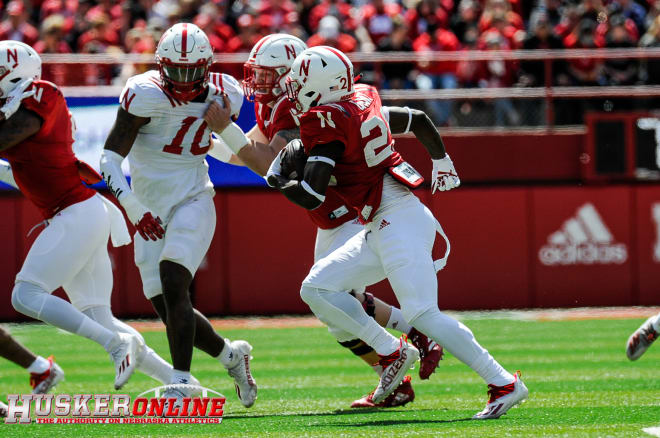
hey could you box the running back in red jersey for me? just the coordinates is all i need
[0,80,94,219]
[298,84,404,223]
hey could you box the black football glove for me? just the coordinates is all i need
[280,139,308,180]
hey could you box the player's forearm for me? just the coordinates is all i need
[269,176,323,210]
[0,107,42,151]
[388,107,446,160]
[237,140,282,176]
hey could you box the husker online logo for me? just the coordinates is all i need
[5,385,225,424]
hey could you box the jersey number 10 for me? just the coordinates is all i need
[163,117,210,155]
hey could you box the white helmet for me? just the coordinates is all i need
[0,40,41,99]
[243,34,307,104]
[156,23,213,101]
[286,46,354,114]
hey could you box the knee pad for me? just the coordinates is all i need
[11,281,47,319]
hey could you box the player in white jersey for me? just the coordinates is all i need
[100,23,257,408]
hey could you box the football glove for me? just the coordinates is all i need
[121,193,164,241]
[1,78,35,119]
[431,154,460,193]
[279,139,308,180]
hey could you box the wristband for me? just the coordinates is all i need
[218,122,249,155]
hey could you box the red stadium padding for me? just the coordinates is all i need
[531,186,633,307]
[634,186,660,306]
[5,183,660,321]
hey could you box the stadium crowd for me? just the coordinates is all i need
[1,0,658,125]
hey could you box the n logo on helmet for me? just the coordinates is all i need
[7,48,18,68]
[285,45,297,60]
[299,59,311,77]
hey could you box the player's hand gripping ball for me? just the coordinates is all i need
[280,139,308,180]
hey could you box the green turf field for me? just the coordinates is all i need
[1,316,659,437]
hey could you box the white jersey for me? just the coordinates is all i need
[119,70,243,221]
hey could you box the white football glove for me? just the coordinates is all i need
[1,78,35,119]
[431,154,460,193]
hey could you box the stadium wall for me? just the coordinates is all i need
[1,180,659,321]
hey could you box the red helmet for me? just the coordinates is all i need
[156,23,213,101]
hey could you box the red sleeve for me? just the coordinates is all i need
[300,106,349,153]
[21,82,61,132]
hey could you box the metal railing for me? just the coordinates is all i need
[44,48,660,128]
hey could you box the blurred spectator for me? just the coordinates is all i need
[413,24,460,125]
[34,14,72,54]
[39,0,77,35]
[77,12,120,52]
[225,14,262,53]
[603,15,639,86]
[34,14,71,85]
[307,15,358,52]
[641,15,660,85]
[377,16,415,89]
[451,0,481,44]
[478,0,524,34]
[615,0,647,35]
[406,0,451,41]
[298,0,319,36]
[360,0,402,46]
[258,0,297,31]
[518,11,566,87]
[308,0,356,33]
[0,1,39,46]
[476,30,520,126]
[564,20,604,85]
[194,13,226,52]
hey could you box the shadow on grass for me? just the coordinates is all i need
[224,407,443,421]
[316,417,475,428]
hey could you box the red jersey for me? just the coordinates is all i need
[299,85,404,224]
[0,80,94,219]
[255,96,357,230]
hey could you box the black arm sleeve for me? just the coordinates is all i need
[273,140,345,210]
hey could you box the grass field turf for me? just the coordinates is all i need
[1,315,659,437]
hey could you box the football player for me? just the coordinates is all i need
[0,40,146,390]
[100,23,257,407]
[203,33,443,408]
[626,313,659,360]
[265,46,528,419]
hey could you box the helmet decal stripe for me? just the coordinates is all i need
[181,23,188,59]
[251,35,270,60]
[323,47,352,92]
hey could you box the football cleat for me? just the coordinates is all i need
[110,333,141,390]
[161,385,192,417]
[0,401,7,418]
[473,371,528,420]
[372,336,419,404]
[351,375,415,408]
[408,328,443,380]
[626,316,658,361]
[30,355,64,394]
[225,340,257,408]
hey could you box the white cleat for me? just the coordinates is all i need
[473,371,528,420]
[110,333,141,390]
[372,336,419,404]
[626,316,658,361]
[226,340,257,408]
[30,355,64,394]
[161,384,192,417]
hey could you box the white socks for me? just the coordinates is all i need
[386,307,412,334]
[83,306,173,384]
[410,308,514,387]
[218,340,235,368]
[171,369,191,385]
[27,356,50,374]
